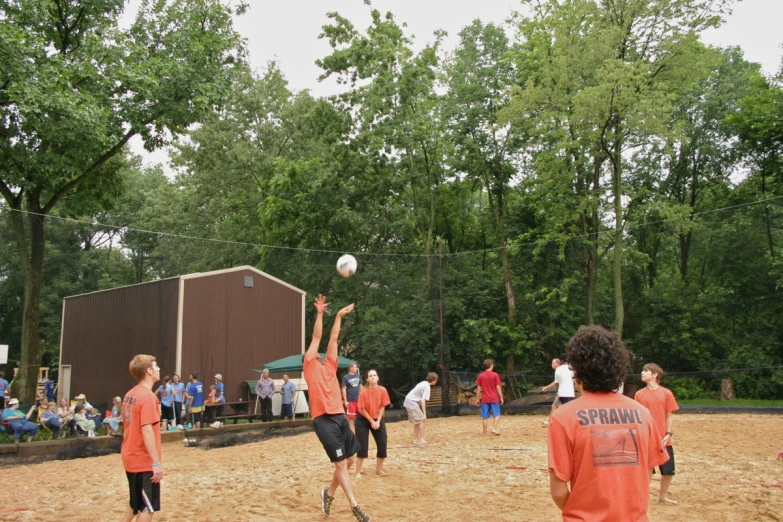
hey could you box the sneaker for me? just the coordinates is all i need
[352,504,371,522]
[321,489,334,516]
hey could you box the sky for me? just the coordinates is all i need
[125,0,783,168]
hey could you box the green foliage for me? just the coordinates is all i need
[666,377,713,400]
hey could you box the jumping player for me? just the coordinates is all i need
[635,363,680,505]
[121,355,164,522]
[475,359,504,436]
[303,295,371,522]
[547,326,670,520]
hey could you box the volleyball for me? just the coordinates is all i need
[336,254,357,278]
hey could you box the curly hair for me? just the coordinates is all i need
[566,326,629,393]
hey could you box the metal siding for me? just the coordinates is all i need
[59,279,180,405]
[181,269,303,402]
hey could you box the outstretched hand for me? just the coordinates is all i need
[336,303,355,318]
[314,294,327,314]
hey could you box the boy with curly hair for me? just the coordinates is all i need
[547,326,670,521]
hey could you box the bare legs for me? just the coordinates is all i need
[328,457,358,508]
[659,475,677,505]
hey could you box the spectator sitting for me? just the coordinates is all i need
[214,388,225,405]
[57,398,74,436]
[102,397,123,436]
[204,384,218,405]
[72,394,102,427]
[35,397,50,421]
[73,404,96,437]
[39,402,62,439]
[1,398,39,443]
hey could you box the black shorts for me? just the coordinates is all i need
[313,414,361,463]
[161,405,175,422]
[126,471,160,515]
[657,445,676,476]
[189,411,202,424]
[559,396,575,404]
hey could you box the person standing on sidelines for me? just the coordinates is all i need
[120,355,164,522]
[0,371,9,410]
[547,326,670,521]
[155,376,176,430]
[170,374,185,428]
[255,369,275,422]
[354,369,391,478]
[341,363,363,434]
[635,363,680,506]
[303,295,370,522]
[403,372,438,445]
[475,359,504,436]
[185,373,204,430]
[541,358,562,425]
[280,374,297,421]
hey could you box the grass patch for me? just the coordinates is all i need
[678,399,783,407]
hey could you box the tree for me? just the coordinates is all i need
[0,0,245,402]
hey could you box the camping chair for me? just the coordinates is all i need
[0,420,15,444]
[38,417,66,441]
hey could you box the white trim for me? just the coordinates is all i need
[176,277,185,377]
[301,292,306,354]
[179,265,306,295]
[58,299,66,401]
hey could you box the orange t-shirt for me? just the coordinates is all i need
[357,386,391,420]
[121,384,162,473]
[547,391,670,522]
[303,352,344,418]
[634,386,679,447]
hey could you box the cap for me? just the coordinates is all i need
[214,374,222,380]
[7,398,19,406]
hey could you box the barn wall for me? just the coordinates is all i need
[180,268,304,401]
[59,279,180,406]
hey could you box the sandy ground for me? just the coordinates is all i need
[1,414,782,521]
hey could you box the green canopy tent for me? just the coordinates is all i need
[250,354,358,374]
[249,355,358,419]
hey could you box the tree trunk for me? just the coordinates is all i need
[611,127,624,338]
[9,202,46,405]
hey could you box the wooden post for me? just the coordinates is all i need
[720,378,735,401]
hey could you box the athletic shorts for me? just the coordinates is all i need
[480,402,501,419]
[551,395,561,407]
[160,405,175,422]
[281,403,293,418]
[346,401,359,418]
[406,406,425,424]
[657,445,676,476]
[312,414,361,463]
[189,411,202,424]
[126,471,160,515]
[559,396,575,405]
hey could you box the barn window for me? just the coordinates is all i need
[244,275,254,288]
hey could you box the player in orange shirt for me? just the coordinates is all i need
[547,326,670,522]
[120,354,163,522]
[302,295,370,522]
[355,369,391,478]
[635,363,680,505]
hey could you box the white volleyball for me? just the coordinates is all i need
[336,254,358,278]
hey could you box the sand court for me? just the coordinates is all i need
[1,414,781,521]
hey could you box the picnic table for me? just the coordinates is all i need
[205,401,257,425]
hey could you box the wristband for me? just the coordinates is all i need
[665,432,673,436]
[152,462,161,467]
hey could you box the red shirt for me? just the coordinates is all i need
[303,352,344,418]
[634,386,679,446]
[121,384,161,473]
[357,386,391,420]
[476,370,501,403]
[548,391,669,522]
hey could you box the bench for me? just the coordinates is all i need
[214,413,260,425]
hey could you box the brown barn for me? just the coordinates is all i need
[58,266,305,405]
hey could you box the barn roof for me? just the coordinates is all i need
[64,265,305,300]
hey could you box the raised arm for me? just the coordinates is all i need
[305,295,328,360]
[327,303,354,360]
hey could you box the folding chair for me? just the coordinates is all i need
[38,419,66,441]
[0,420,15,444]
